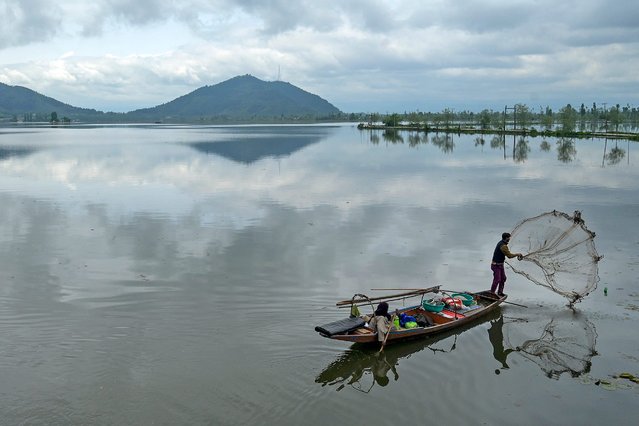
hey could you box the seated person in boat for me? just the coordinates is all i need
[361,302,395,342]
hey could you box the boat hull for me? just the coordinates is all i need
[318,291,506,345]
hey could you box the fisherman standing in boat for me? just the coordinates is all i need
[362,302,395,342]
[490,232,523,297]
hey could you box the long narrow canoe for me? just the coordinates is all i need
[315,289,507,345]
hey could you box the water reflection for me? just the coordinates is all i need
[0,146,38,160]
[602,138,628,166]
[382,129,404,144]
[187,133,326,164]
[557,138,577,163]
[490,135,504,149]
[487,315,515,370]
[316,308,501,392]
[504,310,597,379]
[514,137,531,163]
[408,133,424,147]
[431,134,454,153]
[317,307,599,393]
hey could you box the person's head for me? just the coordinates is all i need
[375,301,389,316]
[502,232,511,242]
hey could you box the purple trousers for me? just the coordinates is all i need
[491,263,506,294]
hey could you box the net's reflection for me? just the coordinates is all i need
[316,308,502,392]
[504,309,598,379]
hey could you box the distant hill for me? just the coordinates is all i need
[126,75,341,122]
[0,82,104,121]
[0,75,342,123]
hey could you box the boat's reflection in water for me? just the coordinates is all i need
[316,308,504,392]
[317,307,598,391]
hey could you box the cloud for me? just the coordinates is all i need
[0,0,61,48]
[1,1,638,112]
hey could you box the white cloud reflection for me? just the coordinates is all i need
[0,126,636,307]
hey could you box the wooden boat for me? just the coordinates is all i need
[316,306,503,391]
[314,286,507,345]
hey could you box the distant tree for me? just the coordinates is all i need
[479,109,492,129]
[407,111,421,126]
[558,104,577,133]
[609,104,623,132]
[515,104,531,129]
[442,108,453,130]
[50,111,59,123]
[383,113,401,127]
[541,106,554,131]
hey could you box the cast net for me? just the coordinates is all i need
[507,210,602,305]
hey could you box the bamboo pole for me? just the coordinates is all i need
[335,286,440,306]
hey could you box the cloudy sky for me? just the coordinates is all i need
[1,0,637,113]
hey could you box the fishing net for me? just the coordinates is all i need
[507,210,602,305]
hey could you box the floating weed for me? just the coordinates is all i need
[595,379,617,391]
[624,303,639,312]
[579,373,637,391]
[616,372,639,384]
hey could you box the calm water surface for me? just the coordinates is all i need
[0,124,637,424]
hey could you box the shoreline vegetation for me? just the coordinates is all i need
[357,122,639,141]
[355,104,639,141]
[3,98,639,142]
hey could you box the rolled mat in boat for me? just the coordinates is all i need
[315,317,366,337]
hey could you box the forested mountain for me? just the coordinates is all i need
[0,75,341,123]
[126,75,341,122]
[0,82,104,122]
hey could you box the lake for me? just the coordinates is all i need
[0,124,637,425]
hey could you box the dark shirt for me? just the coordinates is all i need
[492,240,507,263]
[492,239,517,263]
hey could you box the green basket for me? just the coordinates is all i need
[422,299,445,312]
[451,293,474,306]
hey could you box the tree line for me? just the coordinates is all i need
[358,103,639,135]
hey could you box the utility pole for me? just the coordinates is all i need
[504,105,517,159]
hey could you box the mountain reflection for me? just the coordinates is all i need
[0,146,38,160]
[187,132,329,164]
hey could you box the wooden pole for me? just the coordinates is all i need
[336,286,440,306]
